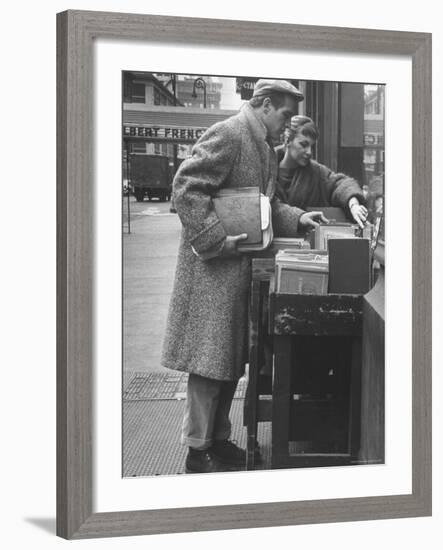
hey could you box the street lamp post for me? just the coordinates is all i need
[192,77,207,108]
[168,73,179,174]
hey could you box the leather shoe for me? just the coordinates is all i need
[185,448,224,474]
[211,439,246,466]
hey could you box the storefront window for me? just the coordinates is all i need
[130,82,145,104]
[154,87,168,106]
[363,84,385,231]
[130,142,146,154]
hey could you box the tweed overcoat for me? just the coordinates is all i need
[275,148,365,217]
[161,104,304,381]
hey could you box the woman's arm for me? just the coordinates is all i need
[271,197,328,236]
[347,196,369,228]
[319,163,368,227]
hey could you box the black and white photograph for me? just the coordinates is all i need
[3,0,439,545]
[122,72,385,477]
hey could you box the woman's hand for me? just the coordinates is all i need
[299,211,329,229]
[219,234,248,257]
[349,199,368,229]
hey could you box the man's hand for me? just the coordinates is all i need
[299,211,329,229]
[219,233,248,257]
[349,203,368,229]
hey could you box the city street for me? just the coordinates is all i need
[123,195,180,380]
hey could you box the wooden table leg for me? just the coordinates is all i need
[348,335,362,462]
[245,280,261,470]
[271,335,292,468]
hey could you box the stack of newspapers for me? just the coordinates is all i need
[275,250,329,295]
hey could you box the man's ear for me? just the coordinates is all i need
[262,97,272,113]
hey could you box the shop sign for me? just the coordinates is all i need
[364,132,384,146]
[123,125,207,141]
[236,78,258,100]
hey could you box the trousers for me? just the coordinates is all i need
[181,373,238,450]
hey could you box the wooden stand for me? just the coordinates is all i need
[269,292,363,468]
[245,258,368,470]
[244,260,274,469]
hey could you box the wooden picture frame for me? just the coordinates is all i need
[57,10,431,539]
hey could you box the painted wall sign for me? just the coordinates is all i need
[123,125,207,141]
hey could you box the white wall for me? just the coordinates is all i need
[1,1,441,548]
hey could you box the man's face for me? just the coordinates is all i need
[262,96,298,141]
[287,133,316,167]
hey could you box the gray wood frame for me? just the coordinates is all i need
[57,9,432,539]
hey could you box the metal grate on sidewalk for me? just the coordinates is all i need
[123,371,247,401]
[122,371,270,477]
[123,398,271,477]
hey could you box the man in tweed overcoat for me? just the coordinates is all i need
[161,80,327,473]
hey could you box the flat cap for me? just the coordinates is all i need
[252,79,304,101]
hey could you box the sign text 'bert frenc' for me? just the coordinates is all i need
[124,125,207,141]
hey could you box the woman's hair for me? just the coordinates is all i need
[285,115,319,143]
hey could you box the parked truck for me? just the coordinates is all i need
[129,153,172,202]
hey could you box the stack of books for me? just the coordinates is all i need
[213,187,273,252]
[270,237,310,252]
[275,250,329,295]
[313,222,373,250]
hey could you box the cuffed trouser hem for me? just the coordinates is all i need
[181,373,237,451]
[181,436,212,450]
[181,430,231,450]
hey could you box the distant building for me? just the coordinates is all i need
[123,72,182,158]
[363,87,385,196]
[175,76,222,109]
[122,72,235,182]
[123,72,179,107]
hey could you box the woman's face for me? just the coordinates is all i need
[287,132,316,166]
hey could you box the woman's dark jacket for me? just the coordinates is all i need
[275,147,365,217]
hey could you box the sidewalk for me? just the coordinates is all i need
[123,198,180,378]
[123,371,272,476]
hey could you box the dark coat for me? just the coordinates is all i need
[161,104,304,381]
[275,147,365,217]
